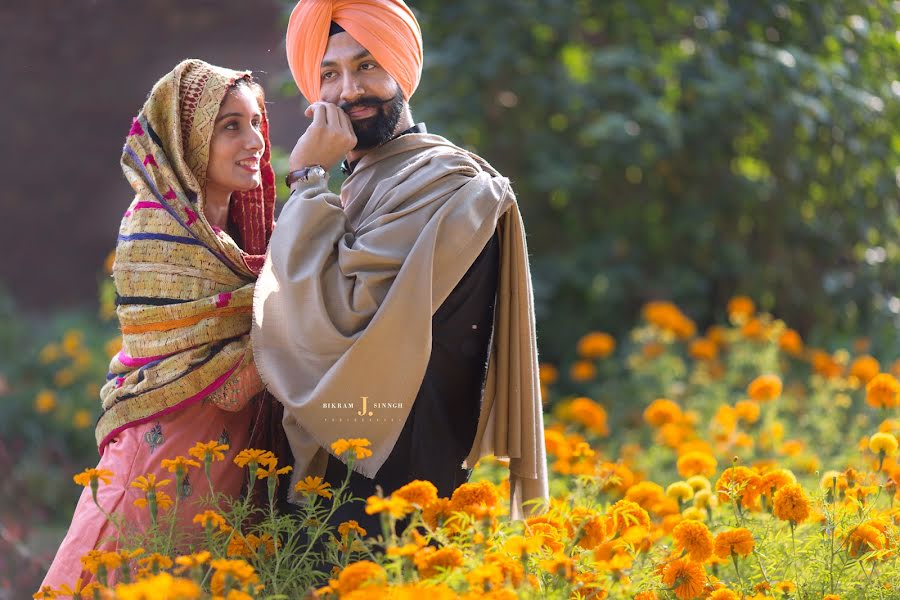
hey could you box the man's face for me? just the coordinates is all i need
[319,32,405,150]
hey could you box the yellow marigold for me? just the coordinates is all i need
[747,374,782,403]
[137,552,173,571]
[527,522,565,553]
[130,473,169,493]
[772,483,811,525]
[715,466,760,506]
[850,356,881,385]
[688,338,718,361]
[686,475,711,492]
[133,490,173,512]
[210,559,258,596]
[709,590,739,600]
[714,528,755,558]
[331,438,373,460]
[867,374,900,409]
[778,329,803,356]
[466,563,507,590]
[174,551,210,573]
[393,480,438,508]
[365,495,412,518]
[115,572,201,599]
[661,557,706,600]
[233,448,275,469]
[822,596,841,600]
[160,456,200,474]
[568,397,609,436]
[682,507,708,521]
[672,520,714,562]
[73,468,114,488]
[294,475,333,499]
[727,295,755,322]
[569,359,597,382]
[644,398,683,427]
[667,482,694,503]
[193,510,227,529]
[577,331,616,359]
[774,581,796,594]
[414,546,464,578]
[677,451,717,478]
[539,363,559,385]
[187,440,229,463]
[34,390,57,414]
[869,432,899,456]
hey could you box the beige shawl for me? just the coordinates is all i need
[251,133,548,518]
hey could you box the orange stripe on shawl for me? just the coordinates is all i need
[286,0,423,103]
[121,306,251,334]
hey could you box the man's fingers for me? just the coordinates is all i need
[308,103,327,126]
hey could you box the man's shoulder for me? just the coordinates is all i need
[403,134,502,179]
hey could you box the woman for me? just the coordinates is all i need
[41,59,278,589]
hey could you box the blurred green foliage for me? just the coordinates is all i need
[389,0,899,361]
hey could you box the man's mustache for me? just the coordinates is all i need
[339,96,390,113]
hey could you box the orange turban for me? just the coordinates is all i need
[286,0,423,104]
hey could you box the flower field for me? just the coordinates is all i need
[24,296,900,599]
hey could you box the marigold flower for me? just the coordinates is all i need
[450,480,500,515]
[187,440,229,463]
[160,456,200,474]
[715,466,761,506]
[625,481,666,510]
[569,359,597,382]
[466,564,508,590]
[714,528,755,558]
[137,552,173,571]
[422,497,452,529]
[330,561,386,596]
[740,318,767,341]
[727,295,755,322]
[568,397,609,436]
[661,557,706,599]
[114,572,201,599]
[73,468,114,489]
[847,522,886,557]
[134,490,173,512]
[331,438,373,460]
[414,545,464,578]
[538,363,558,384]
[174,551,210,573]
[672,520,714,562]
[256,461,293,479]
[677,451,717,478]
[644,398,683,427]
[233,448,275,469]
[667,482,694,503]
[747,374,782,403]
[577,331,616,359]
[34,390,57,414]
[606,499,651,535]
[688,338,718,361]
[643,341,666,359]
[757,469,797,499]
[869,432,899,456]
[708,590,739,600]
[193,510,227,529]
[294,475,333,499]
[130,473,170,493]
[393,480,438,508]
[772,483,811,525]
[867,374,900,409]
[338,520,367,539]
[72,409,93,429]
[210,558,258,596]
[778,329,803,356]
[774,581,796,594]
[365,495,412,518]
[850,356,881,385]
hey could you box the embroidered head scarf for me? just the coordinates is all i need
[96,59,277,453]
[285,0,423,103]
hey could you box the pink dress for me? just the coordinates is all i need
[40,397,255,590]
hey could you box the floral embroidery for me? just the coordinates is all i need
[143,422,164,453]
[218,428,230,448]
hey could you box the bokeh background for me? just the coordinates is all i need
[1,1,898,596]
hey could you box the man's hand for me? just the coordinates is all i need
[288,102,357,171]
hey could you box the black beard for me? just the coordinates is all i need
[340,90,404,150]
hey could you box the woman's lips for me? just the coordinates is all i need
[236,159,260,173]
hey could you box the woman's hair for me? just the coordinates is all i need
[229,75,266,110]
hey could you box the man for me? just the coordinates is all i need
[251,0,548,531]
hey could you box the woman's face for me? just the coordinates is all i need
[206,85,265,196]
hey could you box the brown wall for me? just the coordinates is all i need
[0,1,305,312]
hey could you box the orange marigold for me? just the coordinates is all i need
[393,480,438,508]
[644,398,683,427]
[778,329,804,356]
[672,520,714,562]
[715,466,761,507]
[569,360,597,382]
[414,546,464,578]
[333,561,386,595]
[847,522,886,557]
[714,528,755,558]
[677,451,717,478]
[449,480,500,515]
[747,374,782,403]
[688,338,718,362]
[772,483,811,525]
[727,295,755,322]
[606,499,651,535]
[866,374,900,409]
[577,331,616,359]
[568,397,609,436]
[660,557,706,600]
[850,356,881,385]
[708,590,739,600]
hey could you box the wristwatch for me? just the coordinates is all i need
[285,165,328,188]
